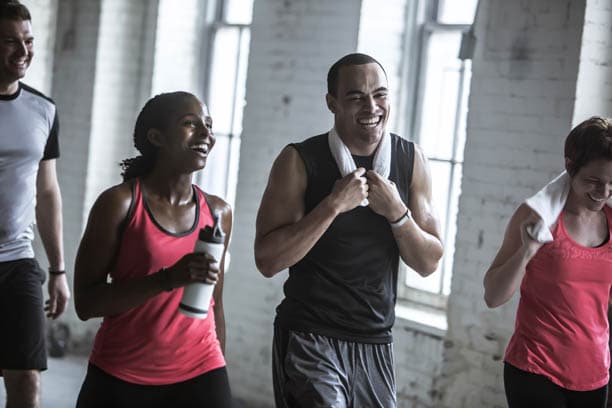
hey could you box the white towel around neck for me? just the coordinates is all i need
[525,171,612,242]
[328,127,391,206]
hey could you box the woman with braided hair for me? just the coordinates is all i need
[74,91,232,407]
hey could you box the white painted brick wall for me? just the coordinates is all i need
[573,0,612,122]
[151,0,203,98]
[437,0,590,406]
[85,0,158,215]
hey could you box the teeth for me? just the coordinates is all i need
[358,117,380,126]
[191,144,209,153]
[588,194,605,202]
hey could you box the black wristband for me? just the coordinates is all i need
[390,208,412,229]
[49,269,66,275]
[390,209,411,224]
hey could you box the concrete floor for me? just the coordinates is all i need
[0,354,88,408]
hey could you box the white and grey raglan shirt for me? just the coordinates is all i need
[0,82,59,262]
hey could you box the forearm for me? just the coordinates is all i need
[484,247,534,308]
[255,197,338,277]
[75,270,166,320]
[36,190,64,270]
[394,219,443,276]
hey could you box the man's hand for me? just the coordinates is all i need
[327,168,369,214]
[366,170,406,221]
[46,274,70,319]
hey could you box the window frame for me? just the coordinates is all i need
[196,0,253,206]
[396,0,475,309]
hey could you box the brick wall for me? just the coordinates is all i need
[573,0,612,122]
[84,0,159,214]
[48,0,103,341]
[151,0,203,97]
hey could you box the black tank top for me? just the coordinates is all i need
[275,132,414,343]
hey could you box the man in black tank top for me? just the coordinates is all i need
[255,53,444,408]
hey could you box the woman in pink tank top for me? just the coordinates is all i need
[484,116,612,408]
[73,92,233,407]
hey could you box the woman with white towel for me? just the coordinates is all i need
[484,116,612,408]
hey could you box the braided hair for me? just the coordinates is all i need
[120,91,196,181]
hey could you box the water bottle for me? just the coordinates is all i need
[179,215,225,319]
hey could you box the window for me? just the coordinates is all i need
[196,0,254,207]
[397,0,478,309]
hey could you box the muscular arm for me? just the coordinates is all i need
[483,204,543,308]
[367,146,443,276]
[255,146,367,277]
[36,159,70,318]
[208,195,232,355]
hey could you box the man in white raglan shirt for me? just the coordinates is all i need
[0,1,70,407]
[255,53,444,407]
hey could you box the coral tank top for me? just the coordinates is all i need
[505,206,612,391]
[89,179,225,385]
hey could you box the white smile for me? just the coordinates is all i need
[10,59,28,67]
[357,116,382,128]
[190,144,209,156]
[587,193,607,203]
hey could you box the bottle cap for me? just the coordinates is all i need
[199,213,225,243]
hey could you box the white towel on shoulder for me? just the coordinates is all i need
[328,127,391,207]
[525,171,612,242]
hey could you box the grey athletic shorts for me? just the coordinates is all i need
[273,325,396,408]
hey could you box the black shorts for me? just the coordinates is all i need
[76,364,233,408]
[504,362,608,408]
[0,258,47,371]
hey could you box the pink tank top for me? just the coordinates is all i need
[89,179,225,385]
[505,206,612,391]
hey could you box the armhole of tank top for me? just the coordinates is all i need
[288,142,311,182]
[195,185,213,225]
[117,179,137,239]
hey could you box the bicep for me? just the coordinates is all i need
[36,159,59,195]
[408,147,442,240]
[74,188,131,293]
[255,146,307,240]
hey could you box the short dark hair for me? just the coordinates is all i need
[0,0,31,21]
[564,116,612,176]
[327,53,387,97]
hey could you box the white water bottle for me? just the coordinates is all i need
[179,215,225,319]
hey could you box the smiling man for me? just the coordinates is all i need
[0,1,70,407]
[255,53,444,407]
